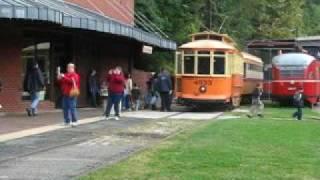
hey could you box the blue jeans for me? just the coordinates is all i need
[105,93,123,117]
[62,96,78,123]
[122,94,131,110]
[30,92,40,112]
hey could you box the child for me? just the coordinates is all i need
[131,83,141,111]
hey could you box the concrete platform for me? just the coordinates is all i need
[169,112,223,120]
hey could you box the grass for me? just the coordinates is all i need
[80,106,320,180]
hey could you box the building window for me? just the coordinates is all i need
[198,56,210,75]
[184,56,195,74]
[22,41,51,100]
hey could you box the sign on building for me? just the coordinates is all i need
[142,45,153,54]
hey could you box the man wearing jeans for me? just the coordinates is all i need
[57,63,80,126]
[105,66,125,120]
[23,62,44,116]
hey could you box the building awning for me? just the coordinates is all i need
[0,0,176,50]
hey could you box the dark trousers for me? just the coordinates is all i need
[89,92,97,107]
[160,92,171,111]
[62,96,77,123]
[293,106,303,120]
[105,93,123,117]
[122,94,131,110]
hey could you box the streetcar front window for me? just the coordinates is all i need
[184,56,195,74]
[214,56,225,74]
[278,65,305,79]
[280,69,305,78]
[213,51,226,75]
[198,56,210,75]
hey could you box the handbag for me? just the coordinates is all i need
[69,78,80,97]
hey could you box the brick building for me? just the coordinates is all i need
[0,0,176,113]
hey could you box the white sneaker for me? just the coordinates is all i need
[115,116,120,121]
[105,116,112,120]
[71,122,78,127]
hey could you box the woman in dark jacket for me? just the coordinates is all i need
[88,69,99,107]
[24,62,44,116]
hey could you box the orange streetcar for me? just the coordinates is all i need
[241,52,264,102]
[175,31,244,108]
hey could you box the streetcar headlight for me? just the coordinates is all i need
[199,86,207,93]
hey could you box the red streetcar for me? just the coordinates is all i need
[272,53,320,105]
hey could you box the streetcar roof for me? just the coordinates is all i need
[272,53,315,66]
[241,52,263,64]
[179,40,236,50]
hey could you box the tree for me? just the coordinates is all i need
[135,0,312,71]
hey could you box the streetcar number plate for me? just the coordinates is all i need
[288,87,296,91]
[194,80,212,86]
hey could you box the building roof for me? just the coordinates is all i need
[247,39,296,49]
[179,40,236,50]
[0,0,176,50]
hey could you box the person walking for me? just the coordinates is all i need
[157,68,173,112]
[105,66,125,120]
[293,87,304,120]
[23,62,45,116]
[122,73,133,111]
[247,84,264,118]
[57,63,80,127]
[88,69,99,107]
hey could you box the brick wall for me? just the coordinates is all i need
[132,69,152,95]
[0,27,55,113]
[66,0,135,25]
[0,28,23,112]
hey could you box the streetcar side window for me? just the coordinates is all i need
[244,63,247,77]
[198,56,211,75]
[184,56,195,74]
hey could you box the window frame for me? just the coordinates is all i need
[175,51,182,75]
[213,51,227,75]
[197,51,211,75]
[183,51,196,75]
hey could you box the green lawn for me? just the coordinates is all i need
[81,107,320,180]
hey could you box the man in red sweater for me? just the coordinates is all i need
[57,63,80,126]
[105,66,125,120]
